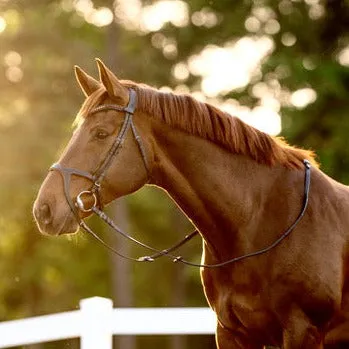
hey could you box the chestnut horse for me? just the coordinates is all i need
[33,59,349,348]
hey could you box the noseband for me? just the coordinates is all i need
[50,88,312,268]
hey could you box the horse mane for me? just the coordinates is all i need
[76,81,317,170]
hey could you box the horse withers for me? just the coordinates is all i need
[33,59,349,348]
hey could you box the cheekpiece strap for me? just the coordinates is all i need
[124,89,137,114]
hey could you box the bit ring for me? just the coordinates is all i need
[76,191,97,212]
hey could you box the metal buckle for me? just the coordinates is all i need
[76,191,97,212]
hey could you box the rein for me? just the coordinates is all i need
[50,88,312,268]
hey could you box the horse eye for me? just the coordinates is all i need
[95,130,109,140]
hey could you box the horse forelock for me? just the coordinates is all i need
[73,80,318,169]
[73,87,107,127]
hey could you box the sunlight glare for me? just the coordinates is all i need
[73,0,113,27]
[0,16,6,33]
[264,19,280,35]
[244,16,261,32]
[151,33,166,49]
[4,51,23,83]
[172,62,189,81]
[302,58,316,70]
[188,36,274,97]
[281,32,297,46]
[115,0,188,33]
[174,84,190,94]
[337,46,349,67]
[86,7,113,27]
[221,99,281,136]
[159,86,173,93]
[2,9,21,34]
[5,66,23,83]
[74,0,93,15]
[141,0,189,32]
[4,51,21,66]
[304,0,320,4]
[252,6,276,22]
[163,42,178,60]
[191,8,218,28]
[307,3,325,20]
[290,88,317,109]
[114,0,142,30]
[251,81,282,112]
[248,107,281,135]
[278,0,293,15]
[191,91,206,102]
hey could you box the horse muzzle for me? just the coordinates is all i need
[33,199,79,236]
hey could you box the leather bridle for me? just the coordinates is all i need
[51,89,147,220]
[50,88,312,268]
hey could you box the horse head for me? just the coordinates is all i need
[33,59,151,235]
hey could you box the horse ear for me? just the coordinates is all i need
[95,58,128,105]
[74,65,100,97]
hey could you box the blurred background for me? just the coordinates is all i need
[0,0,348,348]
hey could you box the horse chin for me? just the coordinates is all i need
[57,217,80,236]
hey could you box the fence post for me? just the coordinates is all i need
[80,297,113,349]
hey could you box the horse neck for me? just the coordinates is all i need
[149,120,286,260]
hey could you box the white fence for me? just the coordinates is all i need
[0,297,216,348]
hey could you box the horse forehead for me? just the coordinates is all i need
[81,110,120,128]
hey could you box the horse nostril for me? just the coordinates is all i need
[39,203,52,225]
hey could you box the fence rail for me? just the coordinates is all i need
[0,297,216,348]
